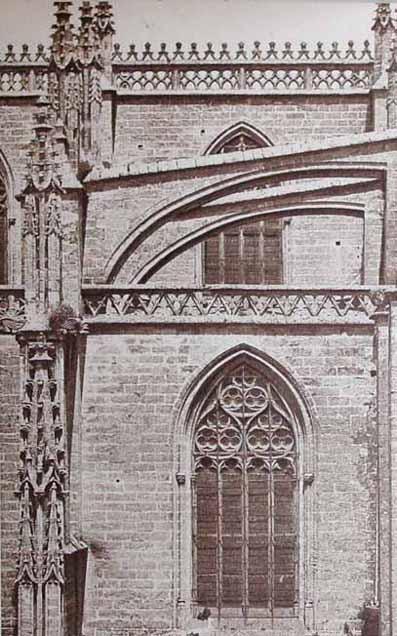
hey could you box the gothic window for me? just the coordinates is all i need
[0,176,7,283]
[203,124,281,285]
[192,363,298,617]
[204,220,283,285]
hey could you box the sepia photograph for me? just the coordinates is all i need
[0,2,393,636]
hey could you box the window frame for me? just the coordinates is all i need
[202,218,284,287]
[174,350,317,632]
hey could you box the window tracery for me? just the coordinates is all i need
[192,363,298,617]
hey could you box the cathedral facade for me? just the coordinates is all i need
[1,3,397,636]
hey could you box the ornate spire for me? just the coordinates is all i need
[93,1,114,80]
[94,1,115,37]
[25,111,62,194]
[51,1,77,68]
[373,3,394,31]
[78,1,102,66]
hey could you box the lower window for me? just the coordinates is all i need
[192,363,298,617]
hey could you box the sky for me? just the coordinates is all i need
[0,1,391,52]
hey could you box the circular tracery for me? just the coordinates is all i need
[194,363,296,474]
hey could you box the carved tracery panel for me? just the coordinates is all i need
[192,363,298,617]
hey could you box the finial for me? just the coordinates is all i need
[78,1,101,65]
[188,42,199,60]
[373,3,394,31]
[235,42,247,60]
[252,41,262,60]
[282,42,293,59]
[94,1,115,36]
[219,42,231,60]
[203,42,215,60]
[158,43,170,61]
[24,113,62,194]
[142,42,154,61]
[173,42,184,60]
[51,1,76,67]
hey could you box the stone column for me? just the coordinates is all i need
[387,49,397,128]
[373,4,396,84]
[388,298,397,636]
[372,299,391,636]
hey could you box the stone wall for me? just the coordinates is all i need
[113,95,371,164]
[0,336,21,636]
[78,328,376,636]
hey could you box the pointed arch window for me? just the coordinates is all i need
[0,176,7,283]
[203,124,282,285]
[192,362,298,617]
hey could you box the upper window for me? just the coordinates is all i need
[204,220,283,285]
[192,363,298,617]
[204,124,281,285]
[0,176,7,284]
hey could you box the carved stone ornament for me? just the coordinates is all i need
[24,112,62,194]
[372,3,395,31]
[0,294,27,333]
[15,333,67,629]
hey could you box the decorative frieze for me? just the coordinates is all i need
[82,286,386,324]
[112,39,373,63]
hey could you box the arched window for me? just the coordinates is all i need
[0,175,7,283]
[192,362,298,617]
[205,122,273,156]
[203,123,282,285]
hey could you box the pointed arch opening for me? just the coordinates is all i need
[174,346,317,630]
[204,122,273,156]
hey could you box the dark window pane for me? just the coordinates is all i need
[224,232,240,284]
[221,469,243,606]
[273,476,296,608]
[205,235,221,284]
[196,469,218,606]
[248,470,270,607]
[244,228,261,285]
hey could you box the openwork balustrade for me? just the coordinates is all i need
[0,288,26,332]
[0,46,49,94]
[82,286,385,324]
[112,40,373,92]
[0,40,374,95]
